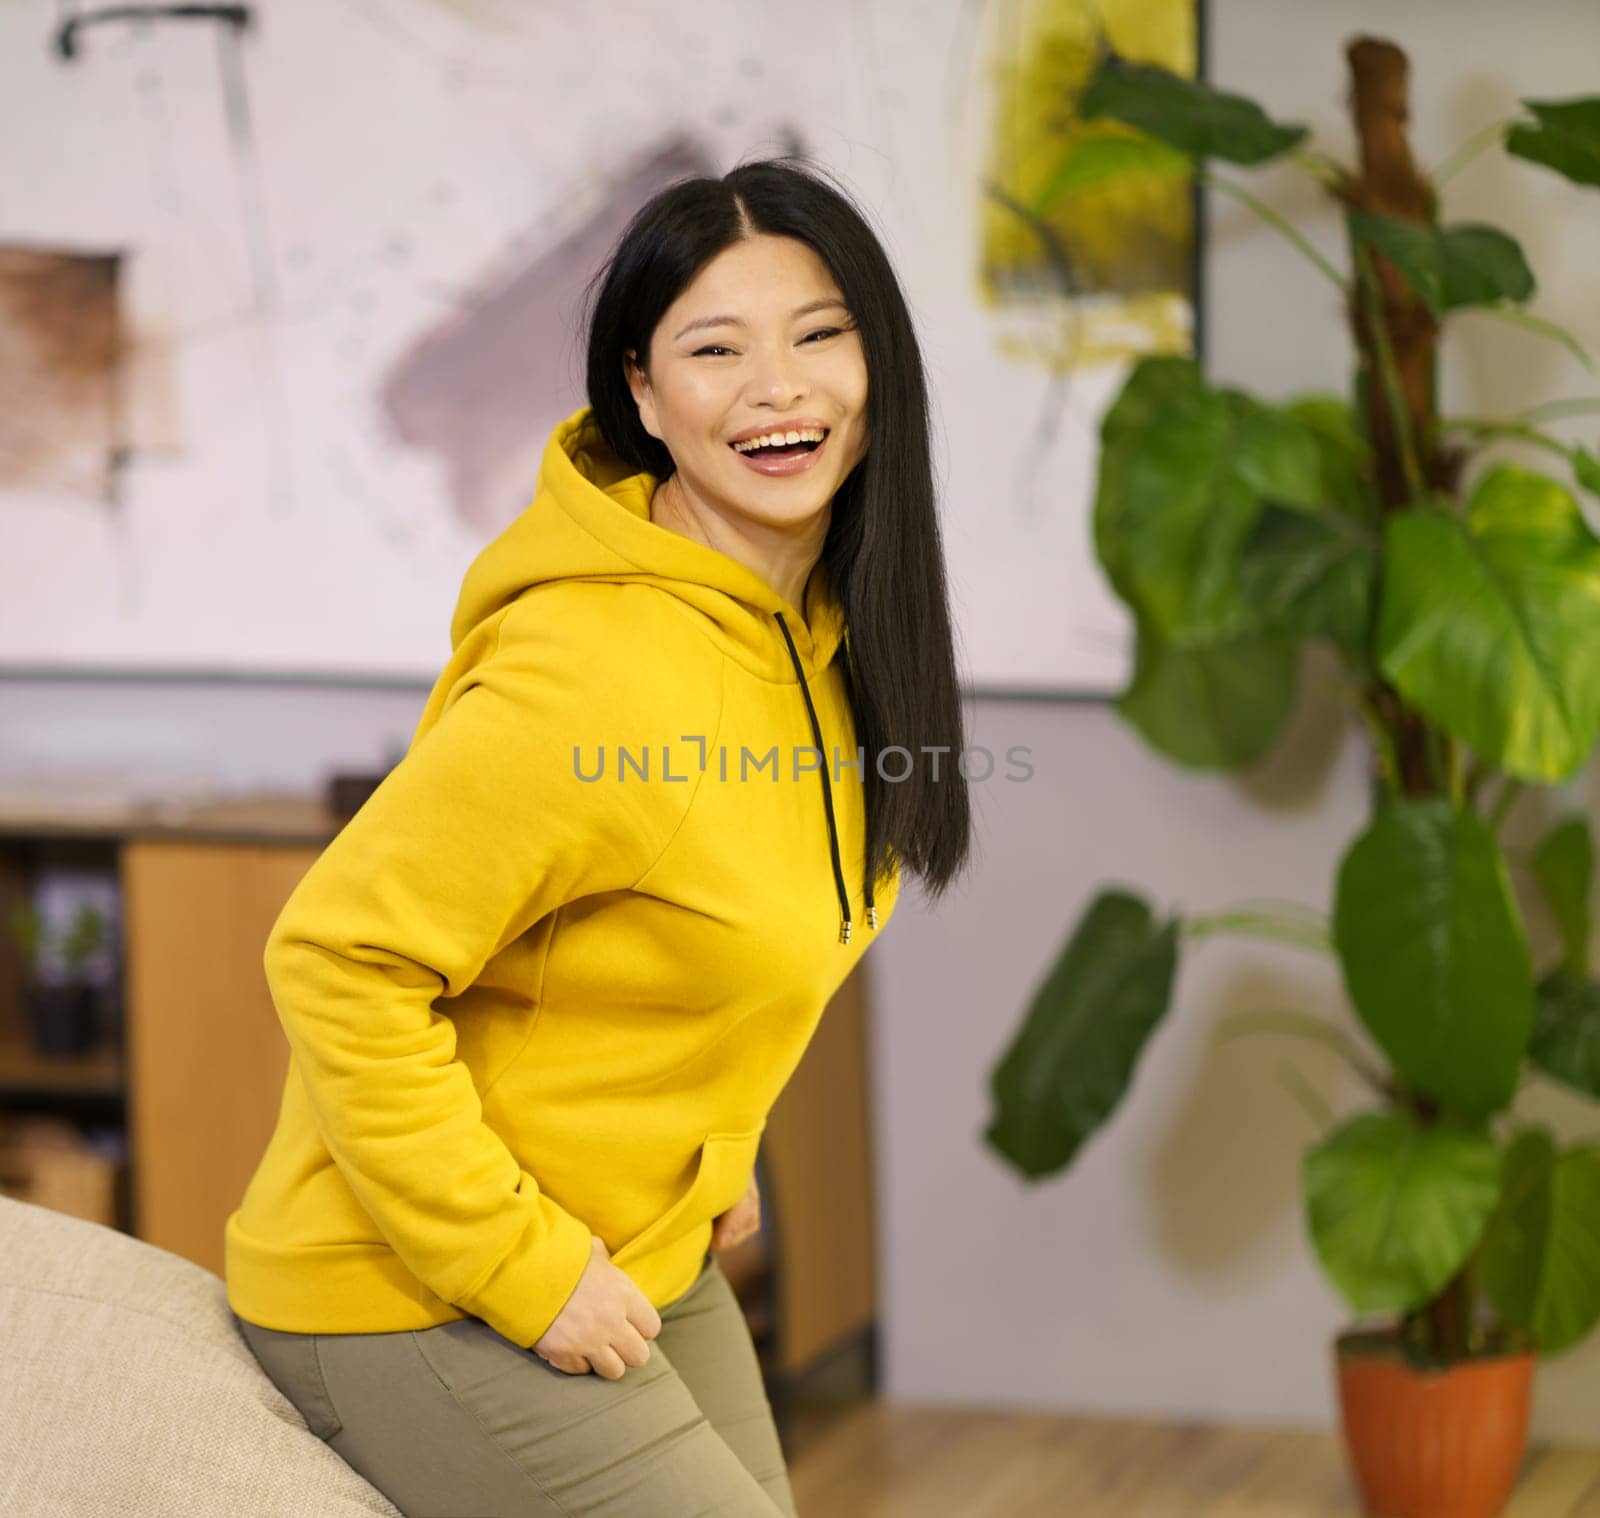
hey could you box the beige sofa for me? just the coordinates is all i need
[0,1194,402,1517]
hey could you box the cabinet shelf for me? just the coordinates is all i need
[0,1026,123,1099]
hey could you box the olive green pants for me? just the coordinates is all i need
[232,1250,798,1517]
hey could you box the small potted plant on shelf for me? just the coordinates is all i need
[981,38,1600,1518]
[9,900,110,1058]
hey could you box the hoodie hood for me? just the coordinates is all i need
[451,404,847,684]
[449,403,876,944]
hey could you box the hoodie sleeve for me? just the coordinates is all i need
[260,587,715,1350]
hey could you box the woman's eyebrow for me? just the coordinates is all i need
[673,298,849,341]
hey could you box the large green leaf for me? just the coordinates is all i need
[1332,799,1533,1119]
[1114,610,1299,769]
[1095,356,1325,639]
[1480,1127,1600,1354]
[1096,359,1328,770]
[1095,355,1205,612]
[1530,970,1600,1100]
[1237,502,1379,662]
[1506,96,1600,189]
[985,889,1179,1179]
[1283,393,1379,521]
[1377,466,1600,783]
[1078,56,1307,164]
[1532,817,1594,981]
[1573,447,1600,502]
[1303,1109,1502,1314]
[1348,211,1534,313]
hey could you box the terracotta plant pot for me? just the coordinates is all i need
[1334,1327,1537,1518]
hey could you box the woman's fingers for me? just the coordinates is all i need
[613,1320,654,1368]
[711,1178,761,1250]
[588,1343,628,1381]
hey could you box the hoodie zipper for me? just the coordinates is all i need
[773,611,878,945]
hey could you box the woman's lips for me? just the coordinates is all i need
[729,431,829,477]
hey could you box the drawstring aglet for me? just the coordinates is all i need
[839,918,853,945]
[867,905,878,929]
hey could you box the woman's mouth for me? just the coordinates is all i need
[728,428,829,477]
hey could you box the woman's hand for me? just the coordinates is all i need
[533,1236,662,1379]
[710,1175,760,1251]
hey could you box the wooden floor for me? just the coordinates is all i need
[781,1401,1600,1517]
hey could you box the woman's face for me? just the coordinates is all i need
[625,234,869,530]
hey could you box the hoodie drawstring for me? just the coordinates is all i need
[773,612,877,945]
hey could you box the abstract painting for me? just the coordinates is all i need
[0,0,1202,692]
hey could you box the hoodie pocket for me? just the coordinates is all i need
[608,1125,765,1270]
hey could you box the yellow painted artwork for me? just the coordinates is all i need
[978,0,1198,369]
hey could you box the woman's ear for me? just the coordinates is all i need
[623,348,662,442]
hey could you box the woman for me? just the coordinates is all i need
[225,155,972,1518]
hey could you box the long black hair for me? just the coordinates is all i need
[580,154,972,904]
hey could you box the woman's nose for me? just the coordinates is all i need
[748,344,806,403]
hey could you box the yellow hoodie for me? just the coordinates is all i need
[224,403,900,1351]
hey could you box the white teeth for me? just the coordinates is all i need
[731,427,827,453]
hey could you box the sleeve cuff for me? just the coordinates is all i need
[455,1196,596,1351]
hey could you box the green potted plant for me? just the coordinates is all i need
[9,900,109,1057]
[982,38,1600,1518]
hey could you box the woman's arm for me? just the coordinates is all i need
[262,592,709,1349]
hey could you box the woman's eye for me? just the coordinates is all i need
[692,329,844,358]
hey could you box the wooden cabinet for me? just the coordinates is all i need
[122,832,315,1270]
[0,794,878,1429]
[0,799,335,1250]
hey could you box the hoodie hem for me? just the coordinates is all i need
[223,1211,715,1344]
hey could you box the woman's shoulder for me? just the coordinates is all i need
[495,581,705,652]
[488,582,724,724]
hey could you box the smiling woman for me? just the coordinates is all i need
[225,155,972,1518]
[622,234,872,609]
[588,157,972,918]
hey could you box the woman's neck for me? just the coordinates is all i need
[649,473,826,623]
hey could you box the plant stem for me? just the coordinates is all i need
[1437,416,1577,463]
[1429,115,1521,189]
[1287,146,1352,189]
[1215,1006,1391,1097]
[1197,169,1350,295]
[1427,1251,1477,1361]
[1327,666,1404,797]
[1475,303,1592,373]
[1182,911,1333,954]
[1463,754,1491,808]
[1224,897,1330,926]
[1423,724,1451,800]
[1511,397,1600,425]
[1272,1059,1337,1135]
[1355,239,1427,504]
[1369,729,1402,798]
[1487,776,1525,837]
